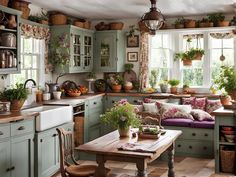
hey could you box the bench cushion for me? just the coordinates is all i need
[161,118,193,127]
[191,120,214,129]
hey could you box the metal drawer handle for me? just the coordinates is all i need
[192,133,196,136]
[52,134,58,137]
[204,133,208,137]
[6,166,15,172]
[0,131,3,135]
[94,102,97,105]
[133,100,138,103]
[177,144,181,148]
[18,126,25,131]
[189,146,192,149]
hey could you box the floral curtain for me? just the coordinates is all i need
[183,34,204,39]
[210,32,235,39]
[21,23,51,73]
[139,32,149,90]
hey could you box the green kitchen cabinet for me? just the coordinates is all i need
[35,122,73,177]
[88,123,101,141]
[94,30,126,72]
[50,25,94,73]
[0,5,21,74]
[0,119,34,177]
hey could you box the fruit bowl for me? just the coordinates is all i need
[67,92,81,97]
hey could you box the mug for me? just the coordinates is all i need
[53,91,61,100]
[43,93,51,101]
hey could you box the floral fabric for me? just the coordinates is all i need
[143,98,169,103]
[193,97,206,110]
[210,32,235,39]
[21,23,52,73]
[191,109,214,121]
[139,33,149,90]
[157,102,193,120]
[182,97,195,107]
[206,99,222,114]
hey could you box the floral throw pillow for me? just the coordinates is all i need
[206,99,222,114]
[157,102,194,120]
[144,98,169,103]
[191,109,214,121]
[182,97,195,107]
[143,103,158,113]
[193,97,207,110]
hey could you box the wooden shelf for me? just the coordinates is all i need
[0,28,17,32]
[0,46,16,49]
[219,142,236,146]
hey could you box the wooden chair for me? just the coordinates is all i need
[56,128,97,177]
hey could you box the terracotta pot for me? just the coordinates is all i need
[118,127,130,137]
[84,21,91,29]
[10,99,25,111]
[175,24,184,29]
[184,20,196,28]
[50,14,67,25]
[220,96,231,106]
[109,22,124,30]
[217,21,230,27]
[183,59,192,66]
[40,20,49,25]
[170,87,178,94]
[0,0,9,6]
[229,90,236,101]
[112,85,122,93]
[194,52,203,60]
[183,87,190,93]
[74,21,84,28]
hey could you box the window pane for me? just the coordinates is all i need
[23,55,32,69]
[33,39,40,53]
[13,70,26,84]
[150,49,169,68]
[23,38,32,53]
[183,68,203,86]
[151,35,162,48]
[162,34,169,48]
[211,38,222,49]
[32,55,38,68]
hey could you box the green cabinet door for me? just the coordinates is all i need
[0,140,10,177]
[83,31,94,72]
[88,123,101,141]
[35,129,59,177]
[11,134,34,177]
[94,30,125,72]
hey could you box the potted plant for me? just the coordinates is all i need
[0,83,28,111]
[193,48,205,60]
[159,80,168,93]
[168,79,180,94]
[220,92,231,106]
[95,80,106,92]
[183,81,190,93]
[230,16,236,26]
[174,17,185,29]
[207,13,229,27]
[110,74,124,93]
[174,50,195,66]
[149,70,158,89]
[213,65,236,100]
[198,18,214,28]
[124,63,134,73]
[124,81,133,91]
[101,99,140,137]
[184,19,196,28]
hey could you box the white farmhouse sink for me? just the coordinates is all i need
[22,105,73,131]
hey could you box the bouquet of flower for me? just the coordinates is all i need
[109,74,124,86]
[101,99,140,130]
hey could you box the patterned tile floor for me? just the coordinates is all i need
[53,157,235,177]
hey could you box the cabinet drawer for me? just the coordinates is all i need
[89,97,103,110]
[89,110,103,126]
[175,140,214,156]
[0,124,10,140]
[11,119,34,137]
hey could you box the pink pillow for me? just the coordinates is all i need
[206,99,222,114]
[191,109,214,121]
[157,102,194,120]
[182,97,195,107]
[193,97,206,110]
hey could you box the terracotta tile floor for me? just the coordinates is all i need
[53,157,235,177]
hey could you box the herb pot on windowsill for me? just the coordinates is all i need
[170,87,178,94]
[220,95,231,106]
[112,85,122,93]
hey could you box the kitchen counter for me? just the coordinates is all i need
[0,111,39,123]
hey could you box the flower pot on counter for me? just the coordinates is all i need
[10,99,25,111]
[112,85,122,93]
[118,127,130,137]
[220,96,231,106]
[229,90,236,101]
[170,87,178,94]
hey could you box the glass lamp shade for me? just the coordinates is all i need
[142,11,164,31]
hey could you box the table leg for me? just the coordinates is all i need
[168,143,175,177]
[136,159,147,177]
[94,154,107,177]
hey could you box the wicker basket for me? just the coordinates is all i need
[74,21,84,28]
[109,22,124,30]
[0,0,9,6]
[11,0,30,19]
[50,14,67,25]
[220,149,235,173]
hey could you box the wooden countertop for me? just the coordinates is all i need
[0,111,39,123]
[212,107,235,116]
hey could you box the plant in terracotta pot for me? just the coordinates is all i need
[174,50,195,66]
[174,17,185,29]
[230,16,236,26]
[0,83,28,111]
[220,92,232,106]
[159,80,168,93]
[101,99,141,137]
[198,18,214,28]
[124,63,134,73]
[110,74,124,93]
[184,19,196,28]
[213,65,236,100]
[95,79,106,92]
[207,13,229,27]
[192,48,205,60]
[168,79,180,94]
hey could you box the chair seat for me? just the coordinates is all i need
[66,164,97,176]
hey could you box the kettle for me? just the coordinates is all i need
[45,83,60,99]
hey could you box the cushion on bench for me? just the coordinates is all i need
[161,118,193,127]
[191,120,214,129]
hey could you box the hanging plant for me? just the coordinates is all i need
[174,49,195,66]
[49,33,70,71]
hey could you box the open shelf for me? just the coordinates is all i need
[0,28,17,32]
[219,142,236,146]
[0,46,17,49]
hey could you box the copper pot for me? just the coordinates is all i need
[0,33,16,47]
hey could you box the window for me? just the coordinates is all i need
[181,34,204,87]
[209,35,234,83]
[149,34,171,87]
[12,36,44,85]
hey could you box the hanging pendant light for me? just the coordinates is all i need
[141,0,164,35]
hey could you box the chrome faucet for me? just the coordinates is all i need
[24,79,36,88]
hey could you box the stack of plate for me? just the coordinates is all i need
[221,127,236,143]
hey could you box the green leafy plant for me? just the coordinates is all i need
[49,33,70,71]
[174,17,185,25]
[168,79,180,87]
[109,74,124,85]
[149,70,158,88]
[128,25,139,37]
[124,63,134,73]
[175,48,205,61]
[230,16,236,26]
[194,48,205,55]
[213,65,236,93]
[101,99,141,130]
[207,13,225,25]
[0,83,28,101]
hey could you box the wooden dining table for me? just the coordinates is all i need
[77,129,182,177]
